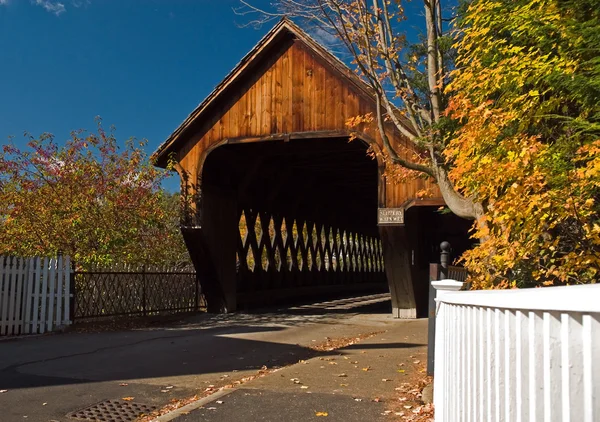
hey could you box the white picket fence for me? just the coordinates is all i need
[0,255,72,336]
[433,281,600,422]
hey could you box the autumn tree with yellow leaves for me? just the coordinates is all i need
[446,0,600,287]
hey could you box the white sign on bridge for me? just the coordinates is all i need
[377,208,405,226]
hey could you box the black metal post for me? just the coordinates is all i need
[142,265,147,317]
[69,261,76,323]
[427,241,451,376]
[440,240,450,280]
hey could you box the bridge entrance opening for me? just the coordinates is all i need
[201,137,387,310]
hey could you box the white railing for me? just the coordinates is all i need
[0,256,72,336]
[433,281,600,422]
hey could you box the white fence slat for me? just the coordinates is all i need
[14,258,25,335]
[476,307,488,421]
[31,257,41,334]
[24,258,35,334]
[461,306,467,420]
[0,257,7,335]
[17,258,25,334]
[561,313,571,421]
[63,256,71,325]
[505,309,514,421]
[515,310,524,422]
[46,258,56,332]
[39,257,49,334]
[56,256,63,327]
[7,258,17,335]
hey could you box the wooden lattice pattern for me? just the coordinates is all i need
[236,209,385,291]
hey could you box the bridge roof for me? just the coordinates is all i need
[152,18,392,168]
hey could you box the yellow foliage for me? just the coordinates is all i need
[445,0,600,288]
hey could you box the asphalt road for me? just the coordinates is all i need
[0,294,411,422]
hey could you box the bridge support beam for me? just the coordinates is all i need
[379,226,417,318]
[183,186,238,313]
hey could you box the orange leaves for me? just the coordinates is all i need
[345,113,374,129]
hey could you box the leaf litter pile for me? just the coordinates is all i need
[307,331,384,351]
[386,356,434,421]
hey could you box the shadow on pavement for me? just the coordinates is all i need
[0,323,336,391]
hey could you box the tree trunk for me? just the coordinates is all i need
[434,166,483,220]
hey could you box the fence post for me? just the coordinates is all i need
[194,274,200,311]
[439,241,450,280]
[142,265,147,317]
[427,264,440,376]
[431,279,464,421]
[69,261,76,324]
[427,241,451,376]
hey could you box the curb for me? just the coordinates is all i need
[152,388,237,421]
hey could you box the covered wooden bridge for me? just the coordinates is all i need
[152,19,471,317]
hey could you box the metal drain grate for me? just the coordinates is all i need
[67,399,158,422]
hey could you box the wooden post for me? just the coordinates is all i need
[194,274,200,311]
[182,227,228,313]
[379,226,417,318]
[182,185,238,313]
[427,263,440,375]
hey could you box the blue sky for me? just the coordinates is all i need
[0,0,433,192]
[0,0,276,191]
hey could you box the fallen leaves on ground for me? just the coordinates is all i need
[388,355,434,421]
[315,411,329,416]
[136,365,277,422]
[308,331,384,352]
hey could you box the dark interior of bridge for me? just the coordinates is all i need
[202,137,380,234]
[201,137,387,309]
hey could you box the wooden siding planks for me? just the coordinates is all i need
[175,40,441,208]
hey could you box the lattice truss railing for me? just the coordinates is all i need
[236,208,385,288]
